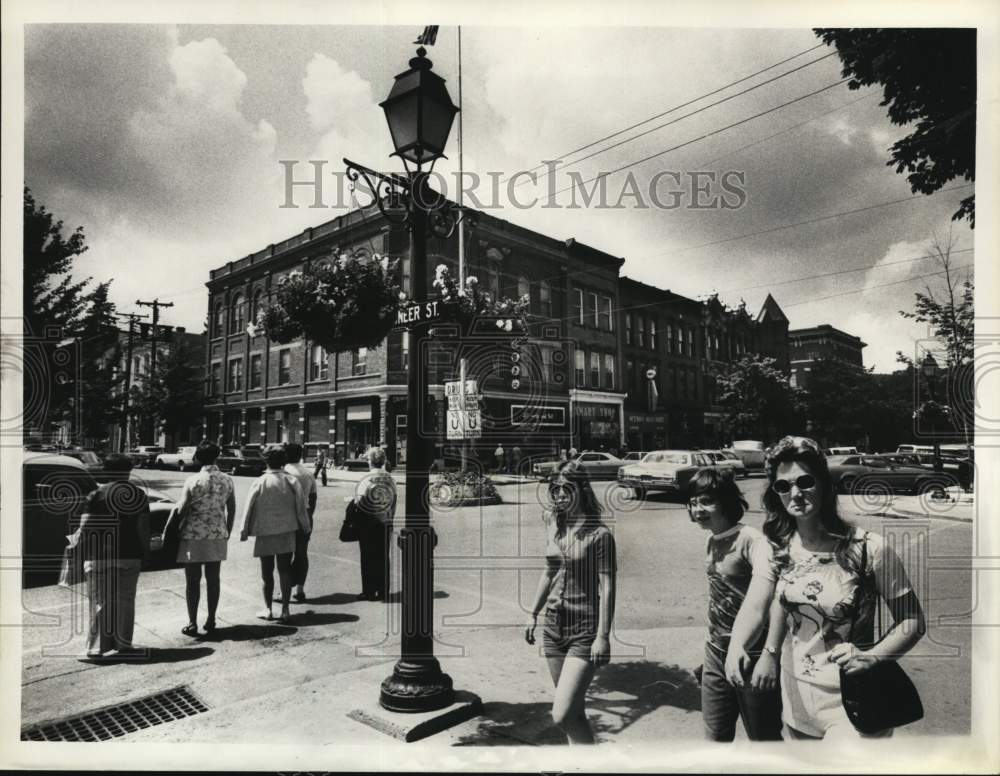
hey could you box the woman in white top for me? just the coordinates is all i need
[751,436,926,739]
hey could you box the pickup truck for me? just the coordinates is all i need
[154,446,199,471]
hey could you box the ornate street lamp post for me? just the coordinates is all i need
[921,353,944,473]
[344,46,464,713]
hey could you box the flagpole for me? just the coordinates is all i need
[457,25,469,475]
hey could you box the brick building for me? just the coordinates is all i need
[203,207,626,466]
[204,204,794,463]
[788,324,866,390]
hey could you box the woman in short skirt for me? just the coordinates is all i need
[239,446,310,622]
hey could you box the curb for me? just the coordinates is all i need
[873,507,973,524]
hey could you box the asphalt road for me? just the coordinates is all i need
[116,467,972,737]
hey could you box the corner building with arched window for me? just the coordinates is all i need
[203,204,790,468]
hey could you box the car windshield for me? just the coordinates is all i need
[69,452,101,464]
[862,457,891,468]
[721,451,740,460]
[644,452,689,465]
[242,449,263,458]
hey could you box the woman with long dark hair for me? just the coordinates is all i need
[686,467,782,741]
[525,461,616,744]
[750,436,925,739]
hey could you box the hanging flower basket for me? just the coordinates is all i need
[912,400,953,425]
[431,264,530,332]
[250,252,401,352]
[430,471,502,507]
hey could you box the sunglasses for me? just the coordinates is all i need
[772,474,817,494]
[687,495,718,509]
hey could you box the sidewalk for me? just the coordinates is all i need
[872,487,974,523]
[325,468,538,487]
[19,576,705,746]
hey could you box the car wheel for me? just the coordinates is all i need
[632,487,644,501]
[917,479,948,500]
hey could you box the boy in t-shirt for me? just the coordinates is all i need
[688,467,782,741]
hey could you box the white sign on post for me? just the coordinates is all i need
[446,408,482,439]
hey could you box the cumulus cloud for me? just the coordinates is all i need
[826,116,858,145]
[129,37,278,231]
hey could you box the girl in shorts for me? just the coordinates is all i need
[525,461,617,744]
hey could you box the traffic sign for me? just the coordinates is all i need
[447,408,482,439]
[396,300,442,326]
[445,379,478,397]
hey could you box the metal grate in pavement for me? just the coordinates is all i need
[21,685,208,742]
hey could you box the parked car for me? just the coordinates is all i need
[872,452,923,467]
[533,450,624,480]
[729,440,766,471]
[621,451,648,463]
[128,445,165,468]
[706,449,748,478]
[824,446,860,456]
[22,452,98,588]
[154,446,199,471]
[217,447,267,477]
[143,487,180,568]
[617,449,720,499]
[60,449,113,482]
[827,454,956,497]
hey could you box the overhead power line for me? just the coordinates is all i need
[782,263,973,308]
[516,43,827,182]
[515,52,839,186]
[549,78,851,200]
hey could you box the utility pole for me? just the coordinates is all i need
[114,311,149,451]
[136,298,174,445]
[457,24,469,475]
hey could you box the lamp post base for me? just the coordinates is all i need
[379,658,455,712]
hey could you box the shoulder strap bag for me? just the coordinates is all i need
[339,498,360,543]
[839,531,924,734]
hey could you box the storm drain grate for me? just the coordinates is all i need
[21,685,208,742]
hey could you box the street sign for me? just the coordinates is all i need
[444,379,478,397]
[447,408,482,439]
[396,300,442,326]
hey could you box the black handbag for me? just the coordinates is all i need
[839,533,924,734]
[339,499,360,543]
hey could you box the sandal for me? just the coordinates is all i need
[181,623,198,637]
[203,619,217,634]
[256,610,274,621]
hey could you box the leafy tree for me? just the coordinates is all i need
[815,28,976,225]
[713,355,803,443]
[76,284,124,444]
[129,338,205,448]
[23,187,91,337]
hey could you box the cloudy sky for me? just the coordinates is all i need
[24,23,975,371]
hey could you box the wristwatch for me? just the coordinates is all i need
[764,644,779,657]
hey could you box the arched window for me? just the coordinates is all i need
[517,275,530,302]
[213,302,224,339]
[250,289,263,326]
[230,292,245,335]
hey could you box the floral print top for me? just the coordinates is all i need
[776,528,911,689]
[178,465,234,541]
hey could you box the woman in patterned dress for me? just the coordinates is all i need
[750,436,926,739]
[161,441,236,636]
[524,461,617,744]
